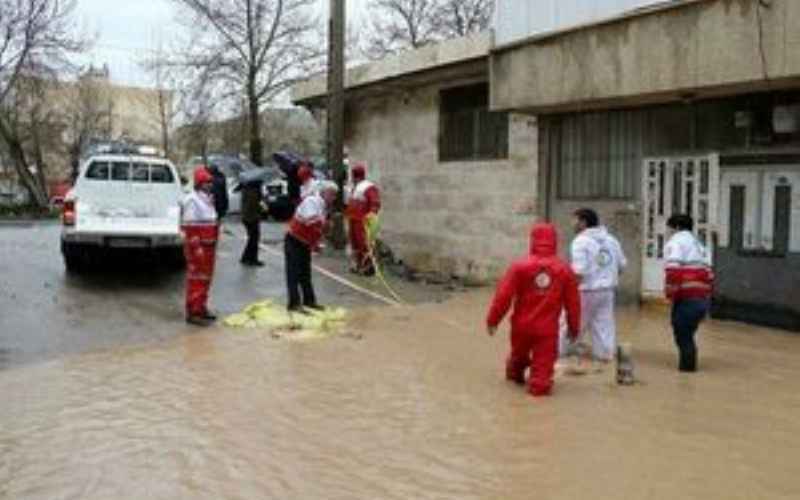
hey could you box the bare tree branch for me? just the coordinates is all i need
[364,0,493,59]
[166,0,324,165]
[0,0,88,208]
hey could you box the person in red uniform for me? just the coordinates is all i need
[346,163,381,275]
[284,181,339,313]
[486,223,581,397]
[664,214,714,372]
[298,163,316,200]
[182,166,219,326]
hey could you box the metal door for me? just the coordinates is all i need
[641,154,719,298]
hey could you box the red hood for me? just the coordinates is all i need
[529,223,558,257]
[298,165,313,183]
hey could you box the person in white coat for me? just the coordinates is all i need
[568,208,627,361]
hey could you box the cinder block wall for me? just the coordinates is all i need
[345,84,540,284]
[713,249,800,331]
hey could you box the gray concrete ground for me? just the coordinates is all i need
[0,219,447,368]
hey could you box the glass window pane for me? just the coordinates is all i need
[112,162,130,181]
[151,165,174,183]
[132,163,149,182]
[86,162,110,180]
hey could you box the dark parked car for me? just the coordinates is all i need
[262,168,328,221]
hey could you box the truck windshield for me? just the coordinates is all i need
[85,161,175,184]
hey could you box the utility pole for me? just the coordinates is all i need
[327,0,347,249]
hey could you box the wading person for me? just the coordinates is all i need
[240,178,264,267]
[346,163,381,275]
[486,223,581,397]
[284,181,338,313]
[664,214,713,372]
[182,166,219,326]
[569,208,627,362]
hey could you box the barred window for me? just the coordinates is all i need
[554,110,644,199]
[439,83,509,162]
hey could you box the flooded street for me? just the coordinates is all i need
[0,221,431,367]
[3,285,800,499]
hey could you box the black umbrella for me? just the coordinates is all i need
[272,151,303,177]
[238,166,282,187]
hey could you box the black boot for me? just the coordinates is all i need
[679,350,697,372]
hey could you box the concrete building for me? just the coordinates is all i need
[32,66,171,182]
[293,0,800,330]
[294,34,538,283]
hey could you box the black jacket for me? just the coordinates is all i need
[210,169,229,218]
[241,183,263,223]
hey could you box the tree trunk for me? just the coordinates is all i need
[30,120,49,191]
[0,118,48,208]
[9,143,48,208]
[69,147,80,182]
[159,90,170,158]
[247,80,262,165]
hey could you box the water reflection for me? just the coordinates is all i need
[3,294,800,500]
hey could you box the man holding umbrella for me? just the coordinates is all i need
[238,164,279,267]
[239,177,264,267]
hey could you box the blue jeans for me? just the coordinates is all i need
[671,299,709,372]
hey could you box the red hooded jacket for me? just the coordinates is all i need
[486,224,581,339]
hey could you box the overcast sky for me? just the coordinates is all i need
[75,0,369,87]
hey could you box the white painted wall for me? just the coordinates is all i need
[494,0,674,46]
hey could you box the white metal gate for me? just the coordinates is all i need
[641,154,720,298]
[719,167,800,253]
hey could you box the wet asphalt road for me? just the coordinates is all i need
[0,220,384,368]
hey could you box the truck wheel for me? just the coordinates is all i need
[163,247,186,270]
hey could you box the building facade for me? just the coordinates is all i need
[492,0,800,328]
[294,35,540,283]
[293,0,800,329]
[27,67,171,183]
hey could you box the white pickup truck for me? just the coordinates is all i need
[60,154,185,272]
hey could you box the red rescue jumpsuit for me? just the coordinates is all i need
[486,223,581,396]
[347,174,381,272]
[182,189,219,318]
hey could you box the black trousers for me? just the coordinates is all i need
[284,233,317,309]
[671,299,709,372]
[241,220,260,263]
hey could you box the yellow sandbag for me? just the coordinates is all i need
[290,312,325,331]
[243,300,274,316]
[223,313,252,328]
[303,308,348,332]
[252,306,293,329]
[224,301,348,338]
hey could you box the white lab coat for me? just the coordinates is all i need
[182,190,217,224]
[566,226,627,360]
[570,226,627,291]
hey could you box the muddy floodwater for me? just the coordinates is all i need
[3,291,800,500]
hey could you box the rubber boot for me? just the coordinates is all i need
[679,350,697,372]
[616,343,635,385]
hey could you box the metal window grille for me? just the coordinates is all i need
[439,84,509,162]
[555,110,642,199]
